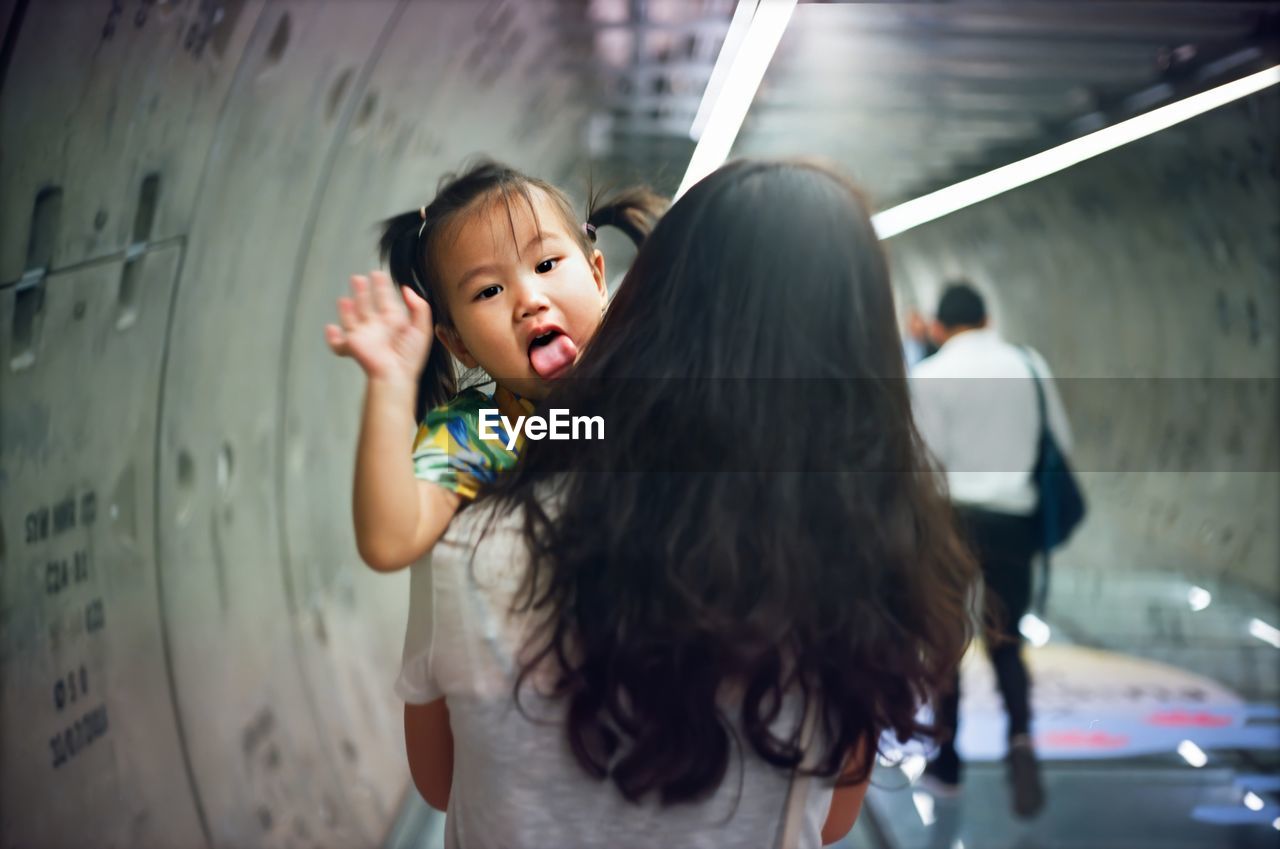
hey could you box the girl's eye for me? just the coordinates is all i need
[475,285,502,301]
[535,258,560,274]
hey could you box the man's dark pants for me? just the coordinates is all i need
[934,507,1040,776]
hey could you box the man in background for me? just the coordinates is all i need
[910,281,1073,819]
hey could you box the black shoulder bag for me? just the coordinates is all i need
[1019,349,1086,613]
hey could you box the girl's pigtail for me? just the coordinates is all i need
[379,210,428,297]
[587,186,669,248]
[378,211,457,420]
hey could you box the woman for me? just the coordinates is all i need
[398,159,977,847]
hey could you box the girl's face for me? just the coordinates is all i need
[434,189,607,400]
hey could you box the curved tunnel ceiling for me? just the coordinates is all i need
[0,1,1276,847]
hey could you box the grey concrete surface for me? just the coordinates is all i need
[1,2,1276,848]
[2,2,609,846]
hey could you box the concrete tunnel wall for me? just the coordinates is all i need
[2,2,610,847]
[0,2,1276,848]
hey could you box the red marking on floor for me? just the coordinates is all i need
[1039,730,1131,749]
[1147,710,1234,728]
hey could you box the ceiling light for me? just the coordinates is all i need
[1249,618,1280,648]
[1244,791,1265,812]
[689,0,758,142]
[872,65,1280,239]
[677,0,797,199]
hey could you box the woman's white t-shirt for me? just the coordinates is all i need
[396,500,836,849]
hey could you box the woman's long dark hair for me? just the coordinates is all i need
[485,159,978,804]
[377,158,667,420]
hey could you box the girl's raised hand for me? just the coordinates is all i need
[325,271,433,383]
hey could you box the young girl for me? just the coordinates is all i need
[396,159,979,846]
[324,159,665,572]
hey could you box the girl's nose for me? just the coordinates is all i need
[514,278,552,319]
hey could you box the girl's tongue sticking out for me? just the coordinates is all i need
[529,332,578,379]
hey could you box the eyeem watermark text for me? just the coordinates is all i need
[478,409,604,449]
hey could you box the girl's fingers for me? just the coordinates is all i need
[351,274,373,321]
[370,270,395,318]
[402,285,433,335]
[324,324,350,356]
[336,296,358,332]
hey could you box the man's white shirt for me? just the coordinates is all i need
[910,328,1073,515]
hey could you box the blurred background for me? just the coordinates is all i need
[1,1,1277,847]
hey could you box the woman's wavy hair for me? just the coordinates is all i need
[378,158,667,420]
[485,158,978,804]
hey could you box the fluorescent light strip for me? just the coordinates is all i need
[1249,618,1280,648]
[872,65,1280,239]
[676,0,797,200]
[689,0,759,142]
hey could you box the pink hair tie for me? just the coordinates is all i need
[584,222,597,241]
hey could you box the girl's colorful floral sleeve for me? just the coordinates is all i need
[410,389,516,500]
